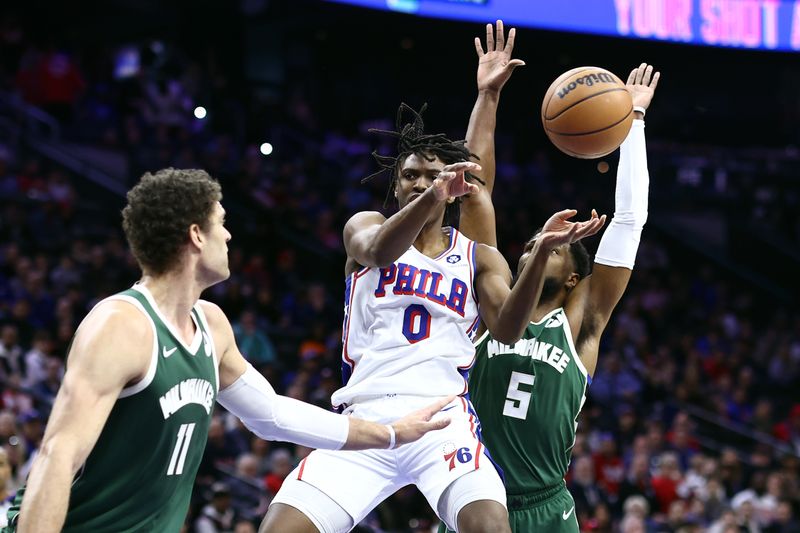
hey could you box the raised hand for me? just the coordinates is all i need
[391,396,454,447]
[475,20,525,94]
[539,209,606,248]
[626,63,660,112]
[432,162,482,201]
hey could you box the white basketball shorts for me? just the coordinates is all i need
[271,395,506,530]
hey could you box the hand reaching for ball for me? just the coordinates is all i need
[539,209,606,248]
[627,63,660,114]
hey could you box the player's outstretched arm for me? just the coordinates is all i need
[344,161,480,269]
[576,63,659,376]
[209,303,451,451]
[475,210,605,345]
[460,20,524,247]
[17,302,152,533]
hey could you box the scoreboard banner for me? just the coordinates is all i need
[329,0,800,52]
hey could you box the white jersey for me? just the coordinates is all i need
[332,227,481,408]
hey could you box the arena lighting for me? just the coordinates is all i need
[194,106,207,120]
[329,0,800,52]
[260,142,274,155]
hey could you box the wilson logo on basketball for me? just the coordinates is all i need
[556,72,616,99]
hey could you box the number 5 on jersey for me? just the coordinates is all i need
[167,423,195,476]
[503,371,535,420]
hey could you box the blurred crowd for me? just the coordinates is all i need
[0,11,799,533]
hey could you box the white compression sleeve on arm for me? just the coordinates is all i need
[217,364,349,450]
[594,119,649,269]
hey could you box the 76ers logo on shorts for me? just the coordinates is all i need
[442,442,473,471]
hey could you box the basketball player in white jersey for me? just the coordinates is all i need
[260,97,606,533]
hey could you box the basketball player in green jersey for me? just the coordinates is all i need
[5,168,455,533]
[443,31,660,531]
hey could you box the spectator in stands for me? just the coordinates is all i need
[0,325,23,380]
[227,453,269,522]
[16,47,85,121]
[569,455,607,524]
[263,448,292,496]
[594,434,625,504]
[774,405,800,455]
[17,409,42,479]
[232,310,277,368]
[21,330,52,388]
[731,491,762,532]
[30,355,61,411]
[0,447,13,527]
[618,453,657,513]
[194,482,235,533]
[590,353,643,407]
[763,500,799,533]
[651,451,684,514]
[198,416,244,482]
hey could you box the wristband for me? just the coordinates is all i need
[633,105,646,117]
[386,424,396,449]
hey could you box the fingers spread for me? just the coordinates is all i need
[635,62,647,84]
[642,64,653,85]
[474,37,484,57]
[495,20,505,50]
[506,27,516,53]
[650,71,661,90]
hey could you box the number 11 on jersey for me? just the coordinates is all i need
[167,423,196,476]
[503,371,535,420]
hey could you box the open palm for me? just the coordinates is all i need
[539,209,606,248]
[626,63,660,111]
[476,20,525,93]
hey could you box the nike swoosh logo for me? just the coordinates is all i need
[162,346,178,358]
[562,506,575,520]
[441,406,457,412]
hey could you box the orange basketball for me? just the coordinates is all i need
[541,67,633,159]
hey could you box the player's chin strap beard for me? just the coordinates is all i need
[539,276,564,304]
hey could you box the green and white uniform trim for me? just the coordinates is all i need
[5,284,219,533]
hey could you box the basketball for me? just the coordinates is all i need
[541,67,634,159]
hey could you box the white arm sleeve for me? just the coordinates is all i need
[217,364,349,450]
[594,119,649,269]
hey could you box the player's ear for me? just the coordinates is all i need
[565,272,580,290]
[189,223,204,248]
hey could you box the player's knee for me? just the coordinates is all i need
[259,503,319,533]
[456,500,510,533]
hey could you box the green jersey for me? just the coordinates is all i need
[6,285,218,532]
[470,307,588,496]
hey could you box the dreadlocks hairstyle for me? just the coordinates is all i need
[363,103,483,229]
